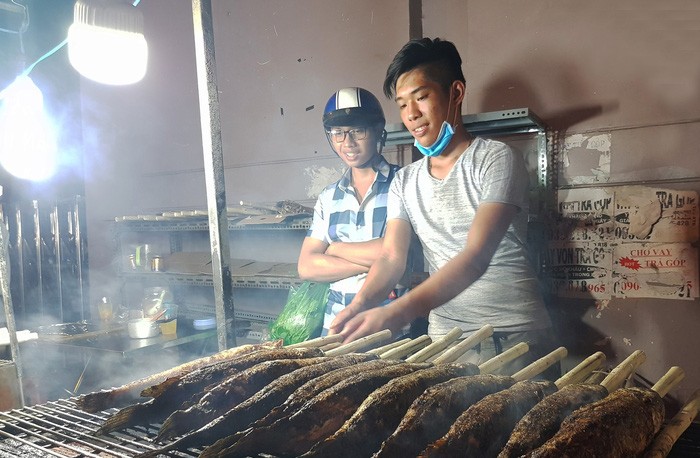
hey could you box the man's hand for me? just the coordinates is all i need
[329,304,403,343]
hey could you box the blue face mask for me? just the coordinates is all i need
[414,121,454,157]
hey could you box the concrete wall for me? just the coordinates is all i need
[81,0,700,403]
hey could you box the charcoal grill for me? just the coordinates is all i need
[1,398,698,458]
[0,398,199,457]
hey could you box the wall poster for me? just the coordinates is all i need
[549,186,698,300]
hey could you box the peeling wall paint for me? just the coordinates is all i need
[304,165,344,199]
[560,133,612,185]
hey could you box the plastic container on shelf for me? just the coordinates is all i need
[193,317,216,331]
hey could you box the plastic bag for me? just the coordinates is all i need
[268,281,330,345]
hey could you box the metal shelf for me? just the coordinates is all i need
[119,271,302,289]
[112,215,311,232]
[385,107,546,146]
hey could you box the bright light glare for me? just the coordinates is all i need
[0,76,57,181]
[68,22,148,85]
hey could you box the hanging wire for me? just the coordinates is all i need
[19,38,68,78]
[1,0,145,99]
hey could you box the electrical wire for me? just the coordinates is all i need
[19,38,68,78]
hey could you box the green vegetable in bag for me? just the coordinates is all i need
[269,281,330,345]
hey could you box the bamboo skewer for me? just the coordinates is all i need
[287,334,343,349]
[324,329,393,356]
[651,366,685,398]
[644,388,699,458]
[320,342,343,352]
[554,351,606,389]
[405,327,463,363]
[432,325,494,364]
[367,338,411,355]
[380,335,432,360]
[478,342,529,374]
[511,347,568,382]
[600,350,647,392]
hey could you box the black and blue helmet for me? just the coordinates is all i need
[322,87,385,129]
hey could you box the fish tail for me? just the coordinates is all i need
[95,402,154,435]
[156,408,203,441]
[199,428,256,458]
[75,391,115,413]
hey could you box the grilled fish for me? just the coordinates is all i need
[527,387,665,458]
[135,353,378,458]
[208,362,431,458]
[95,346,324,435]
[304,362,480,458]
[498,383,608,458]
[75,341,280,413]
[421,380,557,457]
[156,356,329,441]
[198,358,400,458]
[375,374,515,458]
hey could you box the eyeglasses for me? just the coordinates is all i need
[327,127,368,143]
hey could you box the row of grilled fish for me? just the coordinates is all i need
[89,343,667,457]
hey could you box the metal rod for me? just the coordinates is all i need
[74,196,88,321]
[32,200,44,314]
[50,203,64,322]
[0,223,25,407]
[191,0,236,350]
[14,205,25,315]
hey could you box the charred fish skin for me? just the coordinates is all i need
[498,383,609,458]
[376,374,516,458]
[136,354,378,458]
[75,341,279,413]
[247,358,400,428]
[213,363,432,458]
[141,346,323,399]
[156,356,328,441]
[96,346,324,435]
[303,362,480,458]
[527,387,665,458]
[420,380,557,458]
[197,358,401,458]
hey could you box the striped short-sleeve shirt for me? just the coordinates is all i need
[307,156,401,332]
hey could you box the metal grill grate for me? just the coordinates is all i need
[0,399,199,457]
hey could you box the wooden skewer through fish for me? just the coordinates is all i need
[432,324,494,364]
[380,335,432,360]
[498,349,644,458]
[320,342,343,352]
[526,365,685,458]
[405,327,463,363]
[554,351,606,389]
[510,347,568,382]
[324,329,393,356]
[599,349,647,392]
[287,333,344,349]
[367,338,411,355]
[644,387,699,458]
[477,341,530,374]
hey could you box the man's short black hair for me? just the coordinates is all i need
[383,37,466,99]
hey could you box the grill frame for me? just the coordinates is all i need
[0,398,199,457]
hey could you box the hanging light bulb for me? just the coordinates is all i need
[0,75,57,181]
[67,0,148,85]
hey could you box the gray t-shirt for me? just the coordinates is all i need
[387,137,551,337]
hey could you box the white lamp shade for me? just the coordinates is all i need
[0,76,57,181]
[67,0,148,86]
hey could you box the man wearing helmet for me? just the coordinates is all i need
[297,87,411,336]
[330,39,555,369]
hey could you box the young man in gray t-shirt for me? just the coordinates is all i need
[329,38,555,368]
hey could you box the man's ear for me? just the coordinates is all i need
[452,80,466,106]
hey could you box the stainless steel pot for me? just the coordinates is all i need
[127,318,161,339]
